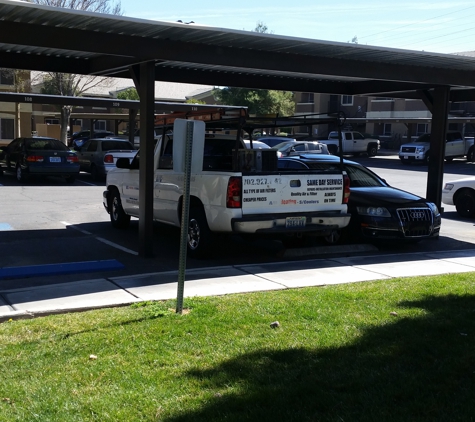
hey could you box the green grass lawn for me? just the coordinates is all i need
[1,273,475,421]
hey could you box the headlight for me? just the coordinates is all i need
[443,183,454,191]
[427,202,439,215]
[356,206,391,217]
[415,146,425,153]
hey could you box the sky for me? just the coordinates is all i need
[118,0,475,55]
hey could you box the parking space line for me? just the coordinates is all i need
[96,237,139,255]
[61,221,138,255]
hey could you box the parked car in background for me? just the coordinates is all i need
[117,127,164,148]
[399,131,474,163]
[273,141,329,157]
[74,138,135,179]
[70,130,115,149]
[244,139,272,149]
[257,136,297,148]
[320,131,380,157]
[0,137,79,183]
[278,155,441,244]
[442,177,475,218]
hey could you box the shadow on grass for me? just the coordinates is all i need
[165,294,475,422]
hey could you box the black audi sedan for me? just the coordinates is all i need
[278,155,441,244]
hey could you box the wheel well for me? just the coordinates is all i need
[368,142,378,149]
[107,185,119,204]
[177,195,204,220]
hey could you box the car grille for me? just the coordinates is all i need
[400,146,416,153]
[397,207,433,237]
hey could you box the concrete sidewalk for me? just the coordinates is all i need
[1,248,475,321]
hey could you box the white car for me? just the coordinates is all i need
[244,140,271,149]
[442,177,475,218]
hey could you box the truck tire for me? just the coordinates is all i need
[455,189,475,218]
[187,207,212,258]
[424,152,430,164]
[110,189,131,229]
[467,147,474,162]
[367,144,378,157]
[327,145,338,155]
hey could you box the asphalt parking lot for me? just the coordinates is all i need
[1,152,474,291]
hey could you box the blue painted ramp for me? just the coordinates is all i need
[0,260,125,280]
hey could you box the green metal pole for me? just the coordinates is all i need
[176,120,194,314]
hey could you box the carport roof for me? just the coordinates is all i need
[2,0,475,100]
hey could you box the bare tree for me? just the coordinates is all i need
[31,0,122,15]
[29,0,123,143]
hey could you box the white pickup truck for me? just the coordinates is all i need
[319,131,380,157]
[399,131,475,163]
[103,124,351,257]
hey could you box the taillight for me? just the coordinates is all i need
[67,155,78,163]
[226,176,242,208]
[26,155,44,162]
[104,154,114,164]
[343,174,350,204]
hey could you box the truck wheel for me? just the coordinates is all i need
[367,144,378,157]
[467,147,474,162]
[187,207,212,258]
[328,145,338,155]
[424,152,430,164]
[455,189,475,218]
[110,189,130,228]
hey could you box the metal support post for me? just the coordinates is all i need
[176,120,194,314]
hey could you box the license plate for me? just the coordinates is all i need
[403,156,408,159]
[285,216,306,228]
[49,157,61,163]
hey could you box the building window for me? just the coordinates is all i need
[416,123,428,136]
[0,118,14,139]
[94,120,106,131]
[300,93,314,103]
[383,123,392,136]
[45,118,59,125]
[0,69,14,85]
[341,95,353,106]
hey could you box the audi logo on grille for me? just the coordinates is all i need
[411,211,425,219]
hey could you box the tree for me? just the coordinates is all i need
[213,88,295,116]
[30,0,123,143]
[185,98,206,105]
[30,0,122,15]
[213,22,294,119]
[117,87,139,101]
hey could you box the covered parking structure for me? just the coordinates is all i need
[2,0,475,256]
[0,91,245,144]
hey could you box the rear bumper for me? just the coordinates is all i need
[231,211,351,235]
[28,165,80,176]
